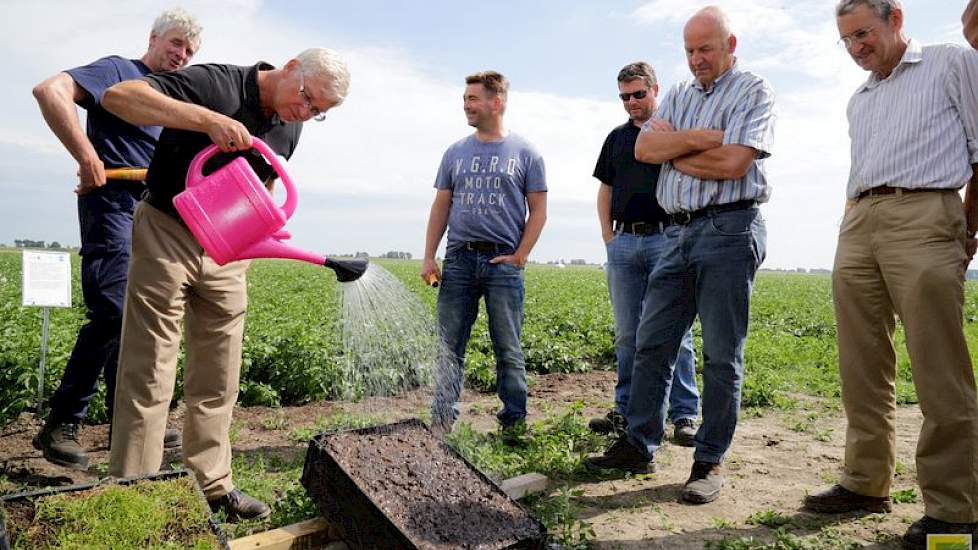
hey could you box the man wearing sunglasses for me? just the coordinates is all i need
[964,0,978,49]
[585,6,774,506]
[804,1,978,546]
[588,61,700,448]
[100,48,350,521]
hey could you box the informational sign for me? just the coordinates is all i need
[21,249,71,308]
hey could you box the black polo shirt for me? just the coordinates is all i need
[593,120,669,225]
[141,62,302,218]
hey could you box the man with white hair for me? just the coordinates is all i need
[585,5,774,506]
[31,8,201,471]
[805,1,978,546]
[102,48,351,520]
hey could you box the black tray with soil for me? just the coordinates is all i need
[301,418,547,550]
[0,469,228,550]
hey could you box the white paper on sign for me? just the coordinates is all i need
[21,249,72,308]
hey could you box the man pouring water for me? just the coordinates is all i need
[422,71,548,445]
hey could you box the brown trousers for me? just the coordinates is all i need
[833,189,978,523]
[109,202,249,499]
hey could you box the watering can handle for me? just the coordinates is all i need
[185,137,298,219]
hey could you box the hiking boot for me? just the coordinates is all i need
[583,435,655,474]
[672,418,696,447]
[163,429,182,450]
[588,410,626,435]
[803,484,892,514]
[500,420,530,447]
[681,461,724,504]
[902,516,977,550]
[33,418,89,470]
[208,488,271,521]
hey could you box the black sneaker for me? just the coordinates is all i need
[902,516,977,550]
[33,418,89,470]
[588,410,626,435]
[208,488,271,521]
[672,418,696,447]
[583,435,655,474]
[681,460,723,504]
[163,429,182,450]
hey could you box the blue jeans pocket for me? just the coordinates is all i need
[709,209,755,236]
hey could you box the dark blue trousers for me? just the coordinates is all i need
[49,182,141,424]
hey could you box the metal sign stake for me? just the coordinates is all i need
[37,307,51,416]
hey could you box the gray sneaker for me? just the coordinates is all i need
[672,418,696,447]
[33,418,89,470]
[681,461,723,504]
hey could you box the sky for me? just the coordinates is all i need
[0,0,972,269]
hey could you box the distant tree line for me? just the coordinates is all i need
[381,251,412,259]
[13,239,68,249]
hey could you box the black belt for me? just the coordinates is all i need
[464,241,506,253]
[856,186,945,200]
[614,220,668,235]
[670,200,757,226]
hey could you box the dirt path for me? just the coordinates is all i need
[1,371,926,548]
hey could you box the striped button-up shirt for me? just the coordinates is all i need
[646,61,776,214]
[847,40,978,198]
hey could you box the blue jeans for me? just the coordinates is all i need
[432,246,528,427]
[606,231,699,423]
[625,207,766,463]
[51,183,142,424]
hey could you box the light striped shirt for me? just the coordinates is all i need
[646,61,776,213]
[846,40,978,198]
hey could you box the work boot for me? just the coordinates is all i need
[802,484,892,514]
[33,418,89,470]
[588,410,626,436]
[208,488,271,521]
[672,418,696,447]
[163,429,182,450]
[583,435,655,474]
[681,461,724,504]
[902,516,977,549]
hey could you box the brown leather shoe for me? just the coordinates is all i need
[803,484,892,513]
[208,488,271,521]
[902,516,976,549]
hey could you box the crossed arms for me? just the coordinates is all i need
[634,119,758,181]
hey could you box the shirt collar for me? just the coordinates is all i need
[692,58,739,93]
[858,38,921,92]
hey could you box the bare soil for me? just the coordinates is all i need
[0,371,929,549]
[307,420,544,549]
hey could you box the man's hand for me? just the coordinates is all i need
[489,253,527,267]
[602,228,615,244]
[205,113,253,153]
[75,155,106,195]
[421,258,441,282]
[966,236,977,269]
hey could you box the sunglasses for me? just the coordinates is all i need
[619,89,649,101]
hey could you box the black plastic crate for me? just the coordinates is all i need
[0,469,229,550]
[301,418,548,550]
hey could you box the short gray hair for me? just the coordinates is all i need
[836,0,901,19]
[296,48,351,104]
[151,8,202,50]
[617,62,657,88]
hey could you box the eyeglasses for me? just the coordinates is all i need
[298,70,326,122]
[838,26,875,50]
[619,89,649,101]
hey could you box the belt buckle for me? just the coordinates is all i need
[674,211,692,225]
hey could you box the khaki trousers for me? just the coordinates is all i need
[833,189,978,523]
[109,202,249,499]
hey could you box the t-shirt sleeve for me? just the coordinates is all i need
[433,147,455,190]
[65,56,130,109]
[525,148,547,193]
[142,64,242,116]
[593,131,615,185]
[722,78,776,160]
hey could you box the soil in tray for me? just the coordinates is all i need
[2,476,222,550]
[323,424,541,550]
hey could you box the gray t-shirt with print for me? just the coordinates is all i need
[434,133,547,252]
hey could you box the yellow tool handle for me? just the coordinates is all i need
[104,168,148,181]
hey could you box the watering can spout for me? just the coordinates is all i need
[236,238,369,283]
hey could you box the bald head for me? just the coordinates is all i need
[683,5,737,87]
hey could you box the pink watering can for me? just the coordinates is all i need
[172,137,367,282]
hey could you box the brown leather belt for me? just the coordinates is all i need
[856,186,944,200]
